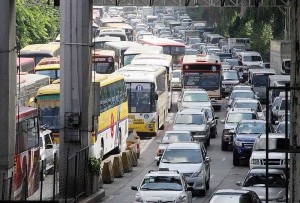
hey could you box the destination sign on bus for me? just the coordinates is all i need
[184,64,221,71]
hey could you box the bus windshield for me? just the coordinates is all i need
[36,70,60,80]
[39,107,60,132]
[252,74,270,87]
[162,46,185,55]
[127,82,155,113]
[183,72,220,90]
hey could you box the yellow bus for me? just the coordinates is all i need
[35,74,128,158]
[35,57,60,83]
[20,43,60,65]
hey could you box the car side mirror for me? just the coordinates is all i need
[220,120,225,124]
[205,157,211,162]
[275,121,279,125]
[46,144,53,149]
[156,140,161,144]
[131,186,138,191]
[236,181,242,186]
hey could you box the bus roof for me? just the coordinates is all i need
[182,54,221,65]
[131,54,172,67]
[104,41,141,50]
[35,63,60,71]
[36,83,60,96]
[37,57,60,66]
[20,43,60,55]
[116,64,166,75]
[93,49,115,57]
[18,73,50,86]
[139,37,185,47]
[16,106,38,121]
[105,22,133,29]
[92,73,124,87]
[93,36,121,42]
[100,17,125,24]
[124,45,163,55]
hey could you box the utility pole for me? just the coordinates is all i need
[0,0,16,200]
[290,0,300,202]
[59,0,93,197]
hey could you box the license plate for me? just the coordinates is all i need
[133,119,144,124]
[128,115,135,119]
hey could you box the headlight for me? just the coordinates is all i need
[251,159,260,165]
[192,169,203,177]
[134,195,144,203]
[176,195,188,203]
[234,140,243,147]
[145,124,154,129]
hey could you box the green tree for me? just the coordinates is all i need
[16,0,60,48]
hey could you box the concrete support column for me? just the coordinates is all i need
[290,0,300,202]
[0,0,16,200]
[59,0,93,197]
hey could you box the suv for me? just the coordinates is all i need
[40,128,59,173]
[249,133,290,170]
[221,108,258,151]
[173,108,210,146]
[221,70,240,96]
[230,98,265,120]
[232,120,274,166]
[159,143,211,196]
[177,89,211,110]
[131,169,192,203]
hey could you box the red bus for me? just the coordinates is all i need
[182,54,222,110]
[92,49,116,74]
[17,58,35,73]
[139,37,185,68]
[14,106,40,200]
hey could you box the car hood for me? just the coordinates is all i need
[173,124,206,132]
[241,187,285,201]
[224,123,238,130]
[251,151,290,159]
[181,101,212,108]
[171,78,180,83]
[138,191,183,201]
[159,162,202,174]
[236,133,261,142]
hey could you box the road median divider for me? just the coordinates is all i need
[112,154,124,178]
[101,159,114,184]
[126,145,138,167]
[126,130,141,159]
[121,150,133,172]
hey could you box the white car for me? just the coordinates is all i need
[171,69,182,89]
[177,89,212,110]
[249,133,290,170]
[131,169,192,203]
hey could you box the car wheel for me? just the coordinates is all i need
[207,138,210,147]
[156,161,159,166]
[221,140,228,151]
[233,149,240,166]
[198,189,206,196]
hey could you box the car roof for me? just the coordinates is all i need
[249,168,285,174]
[239,119,266,124]
[146,170,181,176]
[258,133,286,139]
[164,130,191,134]
[214,189,250,195]
[177,108,207,115]
[166,142,201,150]
[233,98,259,103]
[228,108,256,113]
[232,89,254,93]
[182,89,208,94]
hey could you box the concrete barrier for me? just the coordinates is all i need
[126,130,140,159]
[101,160,114,184]
[126,145,138,167]
[121,150,133,173]
[112,154,124,178]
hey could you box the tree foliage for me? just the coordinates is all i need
[16,0,60,48]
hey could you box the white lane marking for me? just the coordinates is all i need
[222,157,226,161]
[140,138,154,155]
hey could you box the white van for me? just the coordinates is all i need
[238,51,263,67]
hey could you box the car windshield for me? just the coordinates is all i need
[243,55,262,62]
[233,86,252,91]
[140,175,183,191]
[183,93,209,102]
[223,71,239,80]
[234,102,261,111]
[227,113,256,123]
[226,59,241,67]
[162,149,202,163]
[237,123,266,134]
[231,92,255,99]
[243,173,285,188]
[173,71,181,78]
[253,138,289,150]
[162,133,192,143]
[175,114,204,125]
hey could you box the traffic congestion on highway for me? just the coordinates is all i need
[14,4,291,203]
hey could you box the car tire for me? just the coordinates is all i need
[198,189,206,196]
[233,149,240,166]
[221,140,228,151]
[207,138,210,147]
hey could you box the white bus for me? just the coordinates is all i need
[103,41,141,69]
[114,65,168,135]
[123,45,163,66]
[131,54,173,109]
[98,27,127,41]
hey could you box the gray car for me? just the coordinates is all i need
[159,143,211,196]
[208,189,262,203]
[177,89,212,111]
[236,168,287,202]
[173,108,211,147]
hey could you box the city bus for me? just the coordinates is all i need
[114,65,168,135]
[20,43,60,65]
[14,106,40,200]
[34,57,60,83]
[139,37,185,68]
[35,74,128,159]
[182,54,222,110]
[131,54,173,109]
[103,41,141,69]
[93,36,121,49]
[123,45,163,66]
[98,27,127,41]
[92,49,116,74]
[105,22,134,41]
[17,57,35,73]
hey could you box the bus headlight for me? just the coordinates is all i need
[146,124,154,129]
